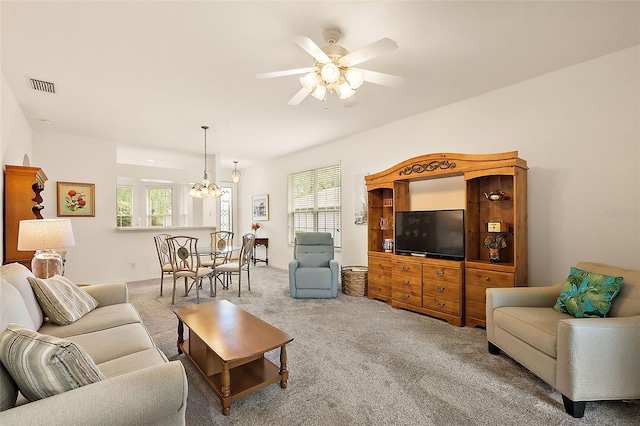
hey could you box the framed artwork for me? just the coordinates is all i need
[252,194,269,221]
[57,182,95,217]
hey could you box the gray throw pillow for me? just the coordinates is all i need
[27,275,98,325]
[0,323,105,401]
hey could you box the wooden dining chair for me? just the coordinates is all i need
[201,231,235,289]
[153,233,173,296]
[166,236,215,304]
[216,233,255,297]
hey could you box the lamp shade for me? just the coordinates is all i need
[17,219,75,251]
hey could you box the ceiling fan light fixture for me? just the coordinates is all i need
[345,69,364,89]
[299,72,318,92]
[320,63,340,84]
[311,85,326,100]
[337,81,356,100]
[231,161,241,183]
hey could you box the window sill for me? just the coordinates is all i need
[116,226,216,232]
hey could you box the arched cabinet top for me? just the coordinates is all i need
[365,151,527,187]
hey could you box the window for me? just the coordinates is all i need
[287,164,341,247]
[116,186,133,227]
[147,187,172,226]
[220,186,233,232]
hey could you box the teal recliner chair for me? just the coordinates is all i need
[289,232,339,298]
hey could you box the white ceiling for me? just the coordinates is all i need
[2,1,639,170]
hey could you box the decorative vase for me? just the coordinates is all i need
[488,247,501,263]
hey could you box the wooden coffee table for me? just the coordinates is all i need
[174,300,293,415]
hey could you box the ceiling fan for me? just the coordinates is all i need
[256,28,404,106]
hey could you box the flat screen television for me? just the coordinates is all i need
[394,209,465,260]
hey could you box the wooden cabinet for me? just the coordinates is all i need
[365,152,527,328]
[422,260,464,324]
[391,259,422,307]
[3,165,48,267]
[367,253,392,302]
[464,166,527,327]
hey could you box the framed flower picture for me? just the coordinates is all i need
[57,182,95,217]
[252,194,269,221]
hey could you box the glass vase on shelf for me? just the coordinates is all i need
[251,222,261,237]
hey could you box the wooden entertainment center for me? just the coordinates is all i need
[365,152,528,327]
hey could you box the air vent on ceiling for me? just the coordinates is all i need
[29,78,56,93]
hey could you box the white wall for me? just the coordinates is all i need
[32,131,216,283]
[238,46,640,286]
[1,72,33,262]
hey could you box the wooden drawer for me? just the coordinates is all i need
[465,268,514,293]
[422,279,461,300]
[422,295,461,316]
[392,259,421,277]
[392,287,422,307]
[423,264,460,285]
[368,276,391,297]
[368,255,391,274]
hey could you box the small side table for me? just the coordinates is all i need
[252,237,269,266]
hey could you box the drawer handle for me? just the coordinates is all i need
[485,277,491,282]
[401,280,410,285]
[434,299,445,307]
[378,263,383,267]
[402,266,410,272]
[435,285,445,292]
[435,270,445,277]
[402,294,410,299]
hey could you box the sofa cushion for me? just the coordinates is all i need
[294,267,333,289]
[27,275,99,326]
[97,348,168,378]
[65,323,155,364]
[0,323,104,402]
[0,362,18,411]
[39,303,142,339]
[554,267,624,318]
[493,306,572,358]
[1,279,37,331]
[0,263,44,329]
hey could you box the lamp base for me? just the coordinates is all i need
[32,249,63,279]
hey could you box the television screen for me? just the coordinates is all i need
[394,209,465,260]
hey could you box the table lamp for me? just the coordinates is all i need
[17,219,76,278]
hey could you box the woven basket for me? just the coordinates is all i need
[341,266,368,297]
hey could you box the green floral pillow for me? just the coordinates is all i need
[554,267,624,318]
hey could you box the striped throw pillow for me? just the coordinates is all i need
[0,323,105,401]
[27,275,98,326]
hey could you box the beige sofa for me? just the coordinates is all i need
[0,263,188,425]
[486,261,640,418]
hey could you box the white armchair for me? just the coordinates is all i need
[486,262,640,418]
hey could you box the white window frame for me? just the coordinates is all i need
[287,164,341,248]
[147,187,173,227]
[116,185,133,227]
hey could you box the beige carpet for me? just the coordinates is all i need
[127,266,639,425]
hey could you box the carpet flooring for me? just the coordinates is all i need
[127,266,639,425]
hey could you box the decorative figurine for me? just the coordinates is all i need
[484,234,507,262]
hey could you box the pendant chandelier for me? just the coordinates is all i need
[189,125,222,198]
[231,161,241,183]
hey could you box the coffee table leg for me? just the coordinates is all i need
[221,361,231,416]
[177,319,184,355]
[280,345,289,388]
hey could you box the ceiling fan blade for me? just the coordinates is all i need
[287,88,310,106]
[354,68,405,88]
[295,36,331,63]
[341,38,398,66]
[256,67,316,79]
